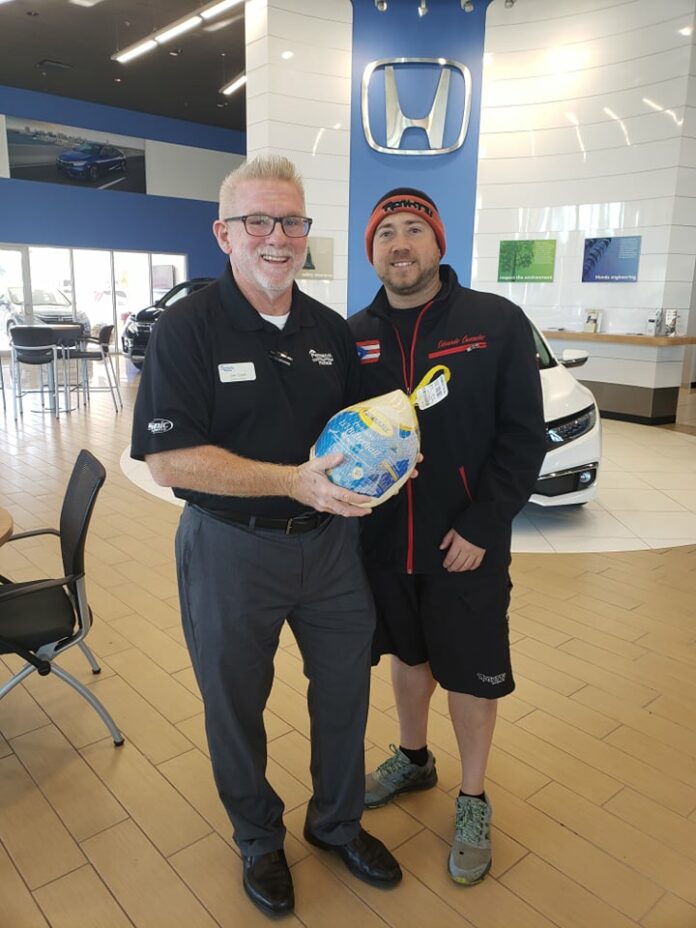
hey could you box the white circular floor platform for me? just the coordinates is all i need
[121,419,696,554]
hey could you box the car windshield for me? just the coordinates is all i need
[33,289,70,306]
[528,320,557,371]
[75,144,101,154]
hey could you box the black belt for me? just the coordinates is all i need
[203,507,331,535]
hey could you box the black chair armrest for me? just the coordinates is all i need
[9,528,60,541]
[0,574,80,605]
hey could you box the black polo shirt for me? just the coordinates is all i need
[131,265,360,519]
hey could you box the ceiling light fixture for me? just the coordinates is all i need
[504,0,515,6]
[418,0,428,15]
[154,15,201,44]
[374,0,387,11]
[200,0,244,18]
[281,50,294,60]
[220,72,246,96]
[462,0,474,11]
[114,39,157,64]
[112,0,242,64]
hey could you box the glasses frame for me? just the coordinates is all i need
[223,214,313,238]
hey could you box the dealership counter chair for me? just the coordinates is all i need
[9,325,61,420]
[0,449,124,746]
[64,324,123,413]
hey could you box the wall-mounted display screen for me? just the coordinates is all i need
[6,116,146,194]
[582,235,641,282]
[497,239,556,282]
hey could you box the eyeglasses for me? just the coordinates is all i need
[224,214,313,238]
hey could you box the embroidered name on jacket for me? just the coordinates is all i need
[356,340,381,364]
[428,334,488,360]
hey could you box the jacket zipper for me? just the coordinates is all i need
[391,299,434,574]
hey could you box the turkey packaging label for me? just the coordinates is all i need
[311,389,420,507]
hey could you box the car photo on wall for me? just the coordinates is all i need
[6,116,146,193]
[56,143,127,181]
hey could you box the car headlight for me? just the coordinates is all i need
[546,404,596,447]
[125,320,139,336]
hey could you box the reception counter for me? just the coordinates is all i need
[543,330,696,424]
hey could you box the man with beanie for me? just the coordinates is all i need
[349,188,547,885]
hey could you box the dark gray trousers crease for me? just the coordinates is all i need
[175,504,375,856]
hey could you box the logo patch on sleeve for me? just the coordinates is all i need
[147,418,173,434]
[356,340,381,364]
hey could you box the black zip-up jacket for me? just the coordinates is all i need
[348,265,547,574]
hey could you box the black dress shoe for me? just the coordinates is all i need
[242,849,294,916]
[303,826,402,887]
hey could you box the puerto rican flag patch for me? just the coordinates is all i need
[356,340,381,364]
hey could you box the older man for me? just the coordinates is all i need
[349,188,547,886]
[131,157,401,917]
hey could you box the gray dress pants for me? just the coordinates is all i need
[175,504,375,857]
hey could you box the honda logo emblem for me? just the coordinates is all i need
[362,57,471,156]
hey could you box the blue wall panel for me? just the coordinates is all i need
[0,85,245,277]
[347,0,492,312]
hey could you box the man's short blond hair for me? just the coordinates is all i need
[219,155,305,218]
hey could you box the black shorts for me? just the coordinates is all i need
[366,565,514,698]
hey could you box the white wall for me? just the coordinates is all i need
[472,0,696,341]
[145,141,243,202]
[245,0,352,315]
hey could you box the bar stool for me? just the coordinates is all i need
[63,324,123,413]
[9,326,61,420]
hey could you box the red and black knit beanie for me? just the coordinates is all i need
[365,187,446,263]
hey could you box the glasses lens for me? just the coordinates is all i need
[244,215,274,236]
[281,216,311,237]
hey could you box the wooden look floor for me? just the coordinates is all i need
[1,376,696,928]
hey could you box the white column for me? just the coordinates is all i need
[245,0,353,315]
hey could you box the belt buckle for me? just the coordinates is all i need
[285,517,294,535]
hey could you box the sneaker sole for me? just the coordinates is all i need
[447,858,492,886]
[364,771,438,809]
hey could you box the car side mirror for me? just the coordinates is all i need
[560,348,589,368]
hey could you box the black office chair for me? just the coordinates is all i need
[0,449,123,746]
[9,325,61,420]
[64,324,123,413]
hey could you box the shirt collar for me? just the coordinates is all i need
[218,264,316,333]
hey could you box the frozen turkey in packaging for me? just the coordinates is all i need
[311,389,420,507]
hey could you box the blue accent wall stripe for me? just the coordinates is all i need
[0,85,245,153]
[0,85,245,278]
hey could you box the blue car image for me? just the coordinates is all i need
[56,143,127,181]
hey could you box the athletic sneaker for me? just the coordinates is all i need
[448,793,492,885]
[364,744,437,809]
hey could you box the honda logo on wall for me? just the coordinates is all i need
[361,58,472,156]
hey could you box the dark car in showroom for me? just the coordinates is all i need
[0,286,91,335]
[121,278,214,369]
[56,143,127,181]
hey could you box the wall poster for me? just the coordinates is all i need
[497,239,556,282]
[582,235,641,282]
[6,116,146,193]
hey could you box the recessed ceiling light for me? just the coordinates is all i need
[281,50,294,60]
[114,77,123,83]
[168,48,183,56]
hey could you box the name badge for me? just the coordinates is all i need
[218,362,256,383]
